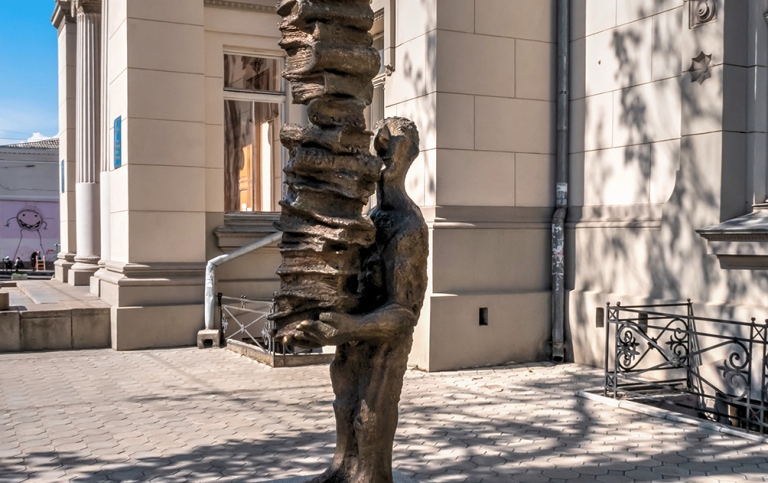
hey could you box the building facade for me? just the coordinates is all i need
[52,0,768,371]
[0,139,60,267]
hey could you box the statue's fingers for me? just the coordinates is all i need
[293,331,314,344]
[318,312,335,322]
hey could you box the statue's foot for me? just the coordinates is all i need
[306,468,349,483]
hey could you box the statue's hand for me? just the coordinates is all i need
[318,312,361,341]
[281,313,361,347]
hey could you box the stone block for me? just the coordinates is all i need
[128,211,206,264]
[516,153,555,207]
[128,165,206,213]
[72,308,111,349]
[112,304,203,350]
[197,329,221,349]
[475,97,553,154]
[128,69,204,123]
[585,18,652,96]
[516,39,555,102]
[20,312,72,351]
[435,93,475,150]
[435,30,515,98]
[435,150,515,207]
[89,275,100,296]
[0,311,21,352]
[127,19,204,74]
[127,0,204,25]
[475,0,553,42]
[582,144,651,206]
[612,77,681,147]
[432,227,550,293]
[68,267,97,287]
[436,0,474,33]
[0,291,8,311]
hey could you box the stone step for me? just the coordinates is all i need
[0,280,111,352]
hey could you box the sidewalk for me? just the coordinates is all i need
[0,348,766,482]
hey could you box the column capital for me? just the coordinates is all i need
[51,1,74,30]
[72,0,101,16]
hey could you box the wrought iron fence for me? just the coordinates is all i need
[604,301,768,436]
[217,293,316,357]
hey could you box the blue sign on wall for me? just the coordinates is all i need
[60,160,65,193]
[114,116,122,169]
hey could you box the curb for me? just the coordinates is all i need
[577,389,768,444]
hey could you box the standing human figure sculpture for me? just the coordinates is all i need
[281,118,428,483]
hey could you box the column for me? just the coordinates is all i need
[51,1,78,283]
[69,0,101,286]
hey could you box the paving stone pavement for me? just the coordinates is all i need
[1,348,767,482]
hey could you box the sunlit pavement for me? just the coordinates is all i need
[1,348,767,482]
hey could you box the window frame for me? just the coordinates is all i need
[222,51,288,214]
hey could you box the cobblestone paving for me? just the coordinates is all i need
[1,348,767,482]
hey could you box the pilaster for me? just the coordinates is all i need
[93,0,111,296]
[69,0,102,286]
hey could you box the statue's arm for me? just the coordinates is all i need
[294,225,428,345]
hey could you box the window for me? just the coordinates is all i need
[365,11,386,130]
[223,54,285,212]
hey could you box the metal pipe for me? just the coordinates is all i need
[204,232,282,330]
[551,0,570,362]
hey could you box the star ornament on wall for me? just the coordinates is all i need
[687,52,713,84]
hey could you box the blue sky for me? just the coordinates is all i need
[0,1,59,146]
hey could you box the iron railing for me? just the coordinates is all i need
[217,293,317,357]
[605,301,768,436]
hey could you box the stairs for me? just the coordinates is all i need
[0,280,111,352]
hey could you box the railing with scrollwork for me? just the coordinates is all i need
[604,301,768,436]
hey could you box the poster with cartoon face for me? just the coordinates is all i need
[0,201,60,263]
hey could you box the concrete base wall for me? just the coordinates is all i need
[54,259,74,284]
[0,307,110,353]
[422,291,551,372]
[111,304,203,351]
[0,311,21,352]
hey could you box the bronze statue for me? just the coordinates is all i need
[282,118,428,483]
[272,2,428,481]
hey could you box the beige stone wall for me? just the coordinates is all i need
[384,0,556,371]
[567,0,768,366]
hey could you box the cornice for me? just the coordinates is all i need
[51,1,74,29]
[72,0,101,16]
[204,0,276,14]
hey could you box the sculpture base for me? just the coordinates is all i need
[266,472,418,483]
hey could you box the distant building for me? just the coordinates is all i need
[0,139,60,266]
[52,0,768,371]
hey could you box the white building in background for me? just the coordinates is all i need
[0,139,60,266]
[52,0,768,371]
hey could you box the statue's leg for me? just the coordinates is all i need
[308,343,360,483]
[352,336,413,483]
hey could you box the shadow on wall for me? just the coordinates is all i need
[566,3,768,363]
[389,0,436,205]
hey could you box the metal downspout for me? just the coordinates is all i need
[203,232,282,331]
[551,0,569,362]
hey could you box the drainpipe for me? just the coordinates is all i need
[204,232,282,331]
[551,0,569,362]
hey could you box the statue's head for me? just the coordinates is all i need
[372,117,420,183]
